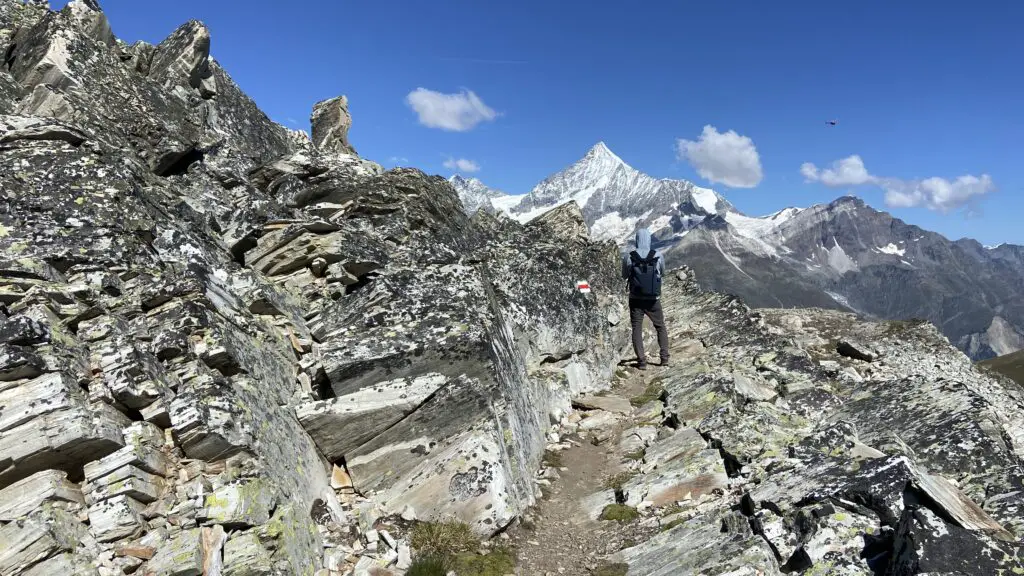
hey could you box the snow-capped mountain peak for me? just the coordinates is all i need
[584,141,626,165]
[448,174,508,214]
[503,142,735,241]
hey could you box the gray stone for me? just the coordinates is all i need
[0,507,92,575]
[142,528,202,576]
[296,373,446,461]
[88,494,145,542]
[311,95,356,155]
[222,532,274,576]
[0,469,85,520]
[197,480,276,528]
[573,394,632,415]
[83,464,166,505]
[84,443,170,482]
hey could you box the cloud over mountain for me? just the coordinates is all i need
[802,154,995,212]
[443,157,481,172]
[676,125,763,188]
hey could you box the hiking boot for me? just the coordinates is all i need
[660,358,671,367]
[636,363,648,371]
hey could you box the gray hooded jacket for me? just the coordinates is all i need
[622,228,665,298]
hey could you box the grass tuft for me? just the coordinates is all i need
[599,504,639,522]
[451,547,517,576]
[661,517,685,532]
[594,562,630,576]
[406,556,449,576]
[410,520,478,558]
[542,450,563,468]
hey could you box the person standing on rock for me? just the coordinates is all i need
[622,228,670,369]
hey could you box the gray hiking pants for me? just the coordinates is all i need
[629,297,669,365]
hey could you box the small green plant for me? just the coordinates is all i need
[599,504,639,522]
[602,471,635,491]
[406,556,449,576]
[630,381,665,407]
[661,517,685,532]
[593,562,630,576]
[451,547,516,576]
[542,450,563,468]
[410,520,478,558]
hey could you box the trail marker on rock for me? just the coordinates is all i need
[577,280,591,294]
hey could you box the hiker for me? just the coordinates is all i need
[622,228,669,370]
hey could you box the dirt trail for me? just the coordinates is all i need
[508,365,663,576]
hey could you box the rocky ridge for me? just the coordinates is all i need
[1,1,625,573]
[511,269,1024,575]
[2,1,1023,575]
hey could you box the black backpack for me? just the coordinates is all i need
[629,249,661,298]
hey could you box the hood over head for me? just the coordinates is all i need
[634,228,653,254]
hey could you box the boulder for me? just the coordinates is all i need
[836,339,874,362]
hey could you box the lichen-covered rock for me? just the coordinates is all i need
[222,532,274,576]
[311,95,355,155]
[0,506,97,574]
[0,469,85,520]
[603,271,1024,574]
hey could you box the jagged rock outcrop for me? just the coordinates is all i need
[0,1,626,573]
[311,95,355,156]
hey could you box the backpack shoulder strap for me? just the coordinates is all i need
[629,250,642,264]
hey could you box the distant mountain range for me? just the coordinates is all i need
[448,143,1024,360]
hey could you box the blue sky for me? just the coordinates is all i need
[60,0,1022,245]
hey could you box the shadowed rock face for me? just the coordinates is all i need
[0,1,626,572]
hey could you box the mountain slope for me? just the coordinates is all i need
[663,196,1024,359]
[448,174,509,215]
[458,142,1024,360]
[978,349,1024,386]
[478,142,732,241]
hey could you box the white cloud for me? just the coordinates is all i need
[405,88,498,131]
[801,155,995,212]
[388,156,409,164]
[800,155,876,187]
[443,157,481,173]
[882,174,995,212]
[676,125,763,188]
